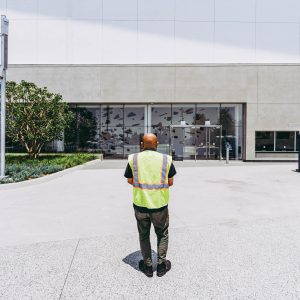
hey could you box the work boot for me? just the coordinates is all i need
[156,260,171,277]
[138,260,153,277]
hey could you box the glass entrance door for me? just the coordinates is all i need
[194,127,220,160]
[171,125,222,160]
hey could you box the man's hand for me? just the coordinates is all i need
[127,178,133,185]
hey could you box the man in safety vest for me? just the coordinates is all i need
[124,133,177,277]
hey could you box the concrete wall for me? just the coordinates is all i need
[7,64,300,160]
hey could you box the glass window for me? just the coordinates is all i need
[151,105,172,154]
[295,131,300,151]
[100,127,124,157]
[101,105,123,128]
[220,104,243,159]
[100,105,124,157]
[276,131,295,151]
[124,106,145,127]
[171,105,195,125]
[255,131,274,151]
[123,106,146,156]
[64,103,245,160]
[77,107,101,151]
[64,106,78,152]
[151,105,172,127]
[297,132,300,151]
[220,106,235,136]
[152,126,170,154]
[124,127,144,154]
[195,105,220,125]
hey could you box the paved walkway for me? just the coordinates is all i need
[0,160,300,299]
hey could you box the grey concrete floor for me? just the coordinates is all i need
[0,160,300,299]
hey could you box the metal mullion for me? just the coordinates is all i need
[75,104,79,152]
[98,104,101,153]
[123,104,125,158]
[274,131,276,152]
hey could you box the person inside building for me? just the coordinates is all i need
[124,133,177,277]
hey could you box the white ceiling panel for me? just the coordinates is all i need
[215,0,255,22]
[9,20,37,63]
[37,20,68,63]
[38,0,69,19]
[7,0,38,19]
[103,0,137,20]
[256,23,300,62]
[139,0,174,20]
[215,22,255,62]
[138,21,175,63]
[70,0,102,20]
[175,0,214,21]
[102,21,137,63]
[175,21,214,62]
[256,0,300,22]
[68,20,102,64]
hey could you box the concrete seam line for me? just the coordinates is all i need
[0,159,102,190]
[59,239,80,300]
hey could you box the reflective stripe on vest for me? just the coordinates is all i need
[133,153,168,189]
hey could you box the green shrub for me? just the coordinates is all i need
[1,153,98,184]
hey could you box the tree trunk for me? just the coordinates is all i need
[33,143,44,158]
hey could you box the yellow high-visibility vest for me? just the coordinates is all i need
[128,150,172,209]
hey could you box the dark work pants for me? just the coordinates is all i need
[134,207,169,267]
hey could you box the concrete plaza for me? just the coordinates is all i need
[0,160,300,299]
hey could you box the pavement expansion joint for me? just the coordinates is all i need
[58,239,80,300]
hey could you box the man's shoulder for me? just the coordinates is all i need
[137,150,172,162]
[128,153,136,161]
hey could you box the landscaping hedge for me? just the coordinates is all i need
[1,153,98,184]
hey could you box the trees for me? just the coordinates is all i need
[6,80,74,158]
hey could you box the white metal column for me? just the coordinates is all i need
[0,15,9,179]
[146,105,151,134]
[0,72,5,177]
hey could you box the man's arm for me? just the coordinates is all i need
[124,163,133,185]
[168,163,176,187]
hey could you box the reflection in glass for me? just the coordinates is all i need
[151,106,172,154]
[195,105,220,125]
[172,105,195,153]
[63,103,244,160]
[76,107,100,151]
[152,126,170,154]
[124,106,145,127]
[124,127,144,154]
[194,127,220,160]
[220,104,243,159]
[101,105,123,128]
[100,127,124,156]
[171,105,195,125]
[255,131,274,151]
[152,106,172,127]
[276,132,294,151]
[220,106,235,136]
[64,106,77,152]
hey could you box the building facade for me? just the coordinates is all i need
[2,0,300,160]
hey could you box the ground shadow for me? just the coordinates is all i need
[122,250,158,271]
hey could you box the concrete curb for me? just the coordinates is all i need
[0,159,102,190]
